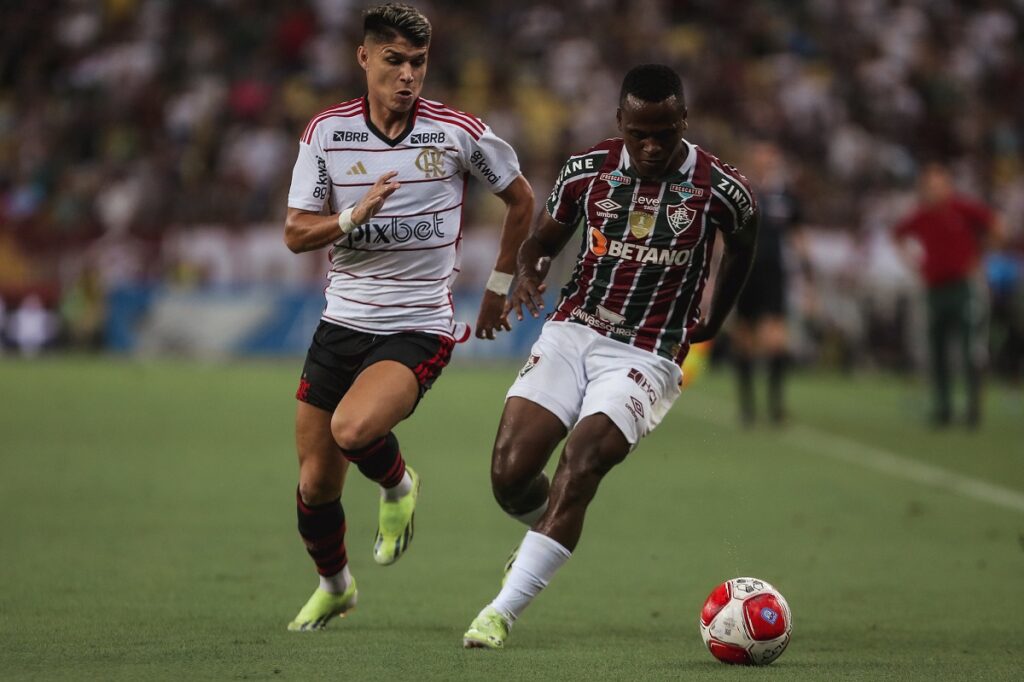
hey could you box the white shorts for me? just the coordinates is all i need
[507,321,683,446]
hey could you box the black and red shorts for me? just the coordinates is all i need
[296,320,455,413]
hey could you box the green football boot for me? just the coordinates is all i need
[287,580,358,632]
[373,467,420,566]
[463,605,512,649]
[502,543,520,587]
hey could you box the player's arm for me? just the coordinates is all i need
[688,211,759,343]
[475,174,535,339]
[507,211,577,321]
[284,172,400,253]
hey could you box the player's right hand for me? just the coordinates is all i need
[352,171,401,224]
[505,276,546,321]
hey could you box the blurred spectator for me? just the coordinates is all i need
[893,162,1006,428]
[60,265,106,350]
[9,294,58,356]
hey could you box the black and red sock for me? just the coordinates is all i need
[341,432,406,488]
[296,489,348,577]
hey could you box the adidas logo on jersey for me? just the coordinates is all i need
[346,161,368,176]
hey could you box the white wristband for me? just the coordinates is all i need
[485,270,513,296]
[338,208,358,235]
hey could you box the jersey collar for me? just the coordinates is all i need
[621,138,696,180]
[362,95,419,147]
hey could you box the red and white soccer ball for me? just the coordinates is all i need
[699,577,792,665]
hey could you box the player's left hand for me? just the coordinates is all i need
[475,290,511,340]
[687,318,719,344]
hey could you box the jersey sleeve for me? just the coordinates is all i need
[709,162,758,234]
[287,126,331,212]
[460,125,521,193]
[545,158,588,226]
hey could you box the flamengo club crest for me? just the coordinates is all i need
[415,147,446,178]
[666,202,696,235]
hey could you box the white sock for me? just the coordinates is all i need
[319,564,352,594]
[490,530,572,622]
[509,499,548,526]
[381,469,412,501]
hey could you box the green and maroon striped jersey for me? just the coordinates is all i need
[546,137,756,363]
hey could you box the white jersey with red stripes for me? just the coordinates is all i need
[288,96,521,338]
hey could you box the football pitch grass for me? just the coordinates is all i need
[1,358,1022,681]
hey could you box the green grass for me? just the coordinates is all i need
[1,358,1022,680]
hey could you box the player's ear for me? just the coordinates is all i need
[681,107,689,130]
[357,44,369,71]
[616,107,623,131]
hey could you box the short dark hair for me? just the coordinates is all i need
[363,3,432,47]
[619,64,685,109]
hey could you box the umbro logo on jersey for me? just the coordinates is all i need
[334,130,369,142]
[346,161,368,176]
[594,198,622,212]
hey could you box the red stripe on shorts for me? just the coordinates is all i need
[413,337,455,386]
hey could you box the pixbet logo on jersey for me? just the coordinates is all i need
[589,228,692,266]
[342,216,446,246]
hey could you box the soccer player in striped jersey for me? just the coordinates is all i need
[463,64,758,648]
[283,3,534,631]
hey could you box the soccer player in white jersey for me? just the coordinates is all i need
[463,64,759,648]
[283,3,534,631]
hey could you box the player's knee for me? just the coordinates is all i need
[298,478,339,507]
[330,413,381,452]
[490,444,535,511]
[490,463,526,510]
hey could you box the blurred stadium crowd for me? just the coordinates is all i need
[0,0,1021,375]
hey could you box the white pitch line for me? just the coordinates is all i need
[780,425,1024,515]
[687,398,1024,515]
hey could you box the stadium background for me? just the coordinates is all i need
[1,0,1021,369]
[1,1,1023,680]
